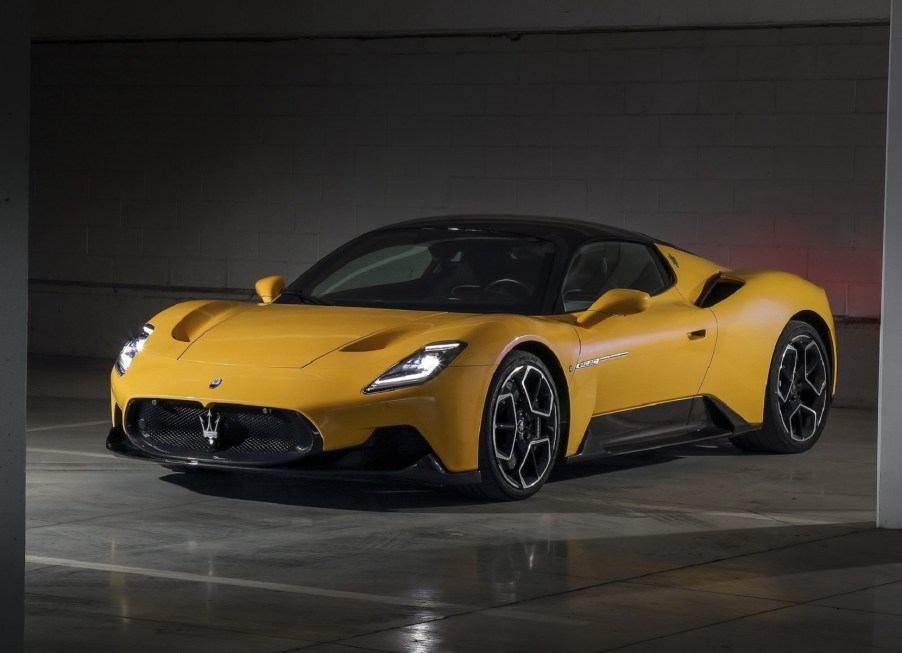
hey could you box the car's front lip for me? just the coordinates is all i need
[106,426,481,487]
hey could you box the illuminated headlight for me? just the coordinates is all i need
[363,341,467,394]
[115,324,154,376]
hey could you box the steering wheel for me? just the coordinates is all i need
[484,278,532,299]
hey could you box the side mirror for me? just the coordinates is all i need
[255,275,285,304]
[576,288,650,327]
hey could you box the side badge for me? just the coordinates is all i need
[210,378,223,389]
[668,253,679,268]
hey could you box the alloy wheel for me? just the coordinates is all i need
[491,364,558,490]
[775,334,828,442]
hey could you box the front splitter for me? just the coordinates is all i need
[106,427,481,487]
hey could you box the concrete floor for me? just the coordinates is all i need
[24,358,902,652]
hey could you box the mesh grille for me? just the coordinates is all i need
[125,399,317,463]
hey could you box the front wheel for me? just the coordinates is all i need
[459,352,562,501]
[731,320,832,453]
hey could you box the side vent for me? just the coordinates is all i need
[696,274,745,308]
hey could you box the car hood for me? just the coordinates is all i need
[178,304,446,368]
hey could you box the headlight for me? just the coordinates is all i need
[363,341,467,394]
[115,324,154,376]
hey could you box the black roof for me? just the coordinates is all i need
[383,214,657,248]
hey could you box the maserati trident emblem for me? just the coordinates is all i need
[199,409,221,446]
[210,377,222,389]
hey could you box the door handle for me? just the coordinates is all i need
[688,329,707,340]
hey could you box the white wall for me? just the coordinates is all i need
[29,24,888,360]
[878,0,902,528]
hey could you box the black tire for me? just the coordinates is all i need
[730,320,831,454]
[459,351,562,501]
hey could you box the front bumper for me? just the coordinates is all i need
[106,426,482,487]
[111,354,492,473]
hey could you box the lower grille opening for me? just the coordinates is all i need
[125,399,320,465]
[328,426,433,471]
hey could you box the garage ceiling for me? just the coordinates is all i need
[33,0,891,41]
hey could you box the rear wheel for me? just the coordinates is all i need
[460,352,561,501]
[730,320,831,453]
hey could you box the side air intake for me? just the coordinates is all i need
[696,274,745,308]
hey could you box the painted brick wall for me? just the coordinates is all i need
[29,25,888,356]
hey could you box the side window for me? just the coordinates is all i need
[562,241,672,311]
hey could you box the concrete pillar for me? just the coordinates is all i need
[0,0,30,647]
[879,0,902,529]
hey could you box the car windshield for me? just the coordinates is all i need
[280,228,557,314]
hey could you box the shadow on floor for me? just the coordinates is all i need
[156,443,742,512]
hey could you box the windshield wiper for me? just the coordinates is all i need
[280,291,332,306]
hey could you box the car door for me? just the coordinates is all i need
[564,241,717,450]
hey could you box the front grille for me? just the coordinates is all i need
[125,399,319,464]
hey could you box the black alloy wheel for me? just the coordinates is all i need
[461,351,561,500]
[731,320,831,453]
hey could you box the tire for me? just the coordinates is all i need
[730,320,831,454]
[459,351,562,501]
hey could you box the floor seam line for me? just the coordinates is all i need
[24,497,224,531]
[315,525,877,651]
[25,554,472,610]
[593,563,902,652]
[24,596,321,646]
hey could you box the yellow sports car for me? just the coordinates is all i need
[107,215,836,500]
